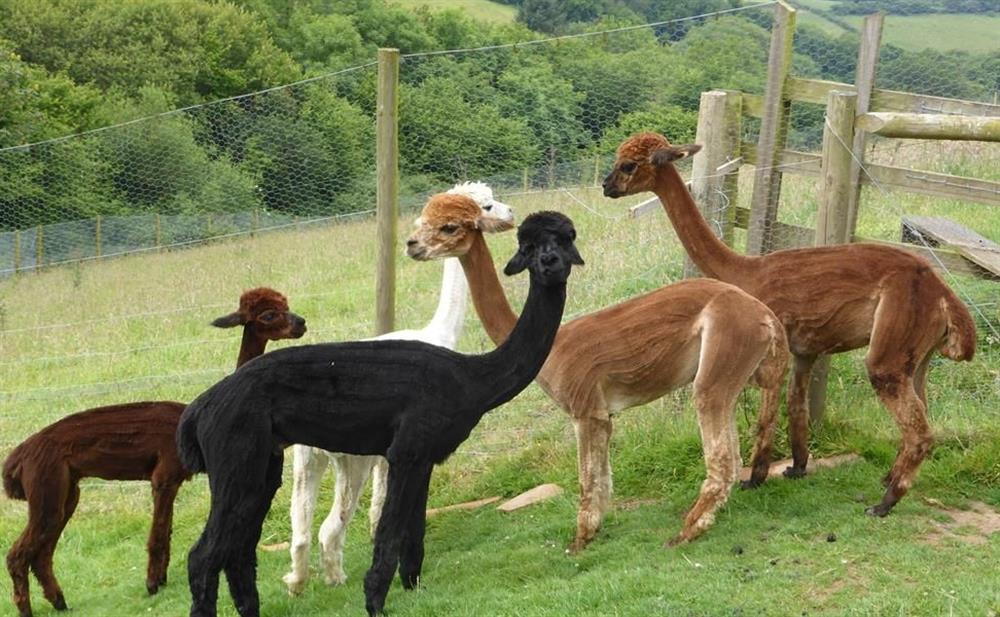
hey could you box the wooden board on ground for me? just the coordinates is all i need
[901,215,1000,278]
[426,496,501,517]
[737,453,861,483]
[497,483,564,512]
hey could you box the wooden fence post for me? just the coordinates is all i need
[746,0,796,256]
[376,47,400,336]
[686,90,742,278]
[95,215,102,258]
[809,90,858,423]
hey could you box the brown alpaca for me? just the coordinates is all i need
[406,194,789,550]
[2,287,305,617]
[603,132,976,517]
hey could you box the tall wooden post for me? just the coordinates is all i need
[845,12,884,235]
[376,48,400,336]
[809,90,857,423]
[747,0,796,256]
[686,90,742,278]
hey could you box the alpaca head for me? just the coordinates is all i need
[503,211,584,286]
[211,287,307,340]
[602,132,701,198]
[446,181,514,224]
[406,191,515,261]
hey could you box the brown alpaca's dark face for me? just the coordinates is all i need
[602,132,701,199]
[212,288,307,340]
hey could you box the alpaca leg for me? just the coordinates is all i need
[569,413,613,553]
[397,464,433,590]
[283,445,327,595]
[363,461,431,617]
[147,474,181,595]
[223,452,284,617]
[668,387,741,546]
[742,383,783,489]
[31,479,78,612]
[783,354,816,479]
[368,457,389,539]
[318,454,376,586]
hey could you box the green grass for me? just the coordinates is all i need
[391,0,517,25]
[1,180,999,616]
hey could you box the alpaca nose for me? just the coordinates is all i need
[540,252,559,267]
[406,238,417,247]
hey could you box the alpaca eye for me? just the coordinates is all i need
[484,205,492,211]
[440,224,458,234]
[621,162,637,174]
[260,312,276,322]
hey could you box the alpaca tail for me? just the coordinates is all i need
[939,293,976,362]
[3,444,26,500]
[176,405,206,474]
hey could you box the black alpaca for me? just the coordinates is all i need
[176,210,584,617]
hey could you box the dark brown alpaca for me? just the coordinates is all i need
[2,288,305,617]
[604,132,977,517]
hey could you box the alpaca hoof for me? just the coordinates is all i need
[322,569,347,587]
[401,572,420,590]
[865,504,891,518]
[740,478,763,490]
[566,538,589,554]
[51,594,67,611]
[783,466,806,479]
[18,607,33,617]
[664,534,688,548]
[282,572,307,595]
[147,581,159,595]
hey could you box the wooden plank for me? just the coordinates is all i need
[787,77,1000,118]
[746,1,796,255]
[733,207,814,248]
[846,12,884,239]
[901,215,1000,277]
[742,92,764,118]
[739,144,822,176]
[856,112,1000,141]
[375,48,400,335]
[862,164,1000,208]
[426,496,501,517]
[738,453,860,482]
[860,237,997,280]
[497,483,563,512]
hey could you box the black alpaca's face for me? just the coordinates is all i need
[503,211,584,286]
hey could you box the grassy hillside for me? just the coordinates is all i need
[787,0,1000,53]
[1,169,999,616]
[391,0,517,24]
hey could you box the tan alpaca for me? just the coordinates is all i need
[604,132,976,517]
[407,193,790,549]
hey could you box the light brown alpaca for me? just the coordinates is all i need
[406,193,789,549]
[603,132,977,517]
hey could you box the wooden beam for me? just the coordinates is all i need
[784,77,1000,118]
[901,215,1000,277]
[856,113,1000,142]
[746,1,796,255]
[846,12,884,238]
[862,164,1000,208]
[375,48,400,335]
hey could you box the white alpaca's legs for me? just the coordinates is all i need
[283,446,328,595]
[318,454,379,585]
[368,457,389,538]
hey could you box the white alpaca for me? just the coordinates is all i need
[283,182,514,595]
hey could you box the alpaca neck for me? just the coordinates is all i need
[475,272,566,410]
[425,257,469,342]
[654,164,752,283]
[236,326,268,368]
[459,234,518,346]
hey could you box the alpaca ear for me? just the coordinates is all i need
[650,144,702,166]
[211,312,244,328]
[503,248,529,276]
[566,243,585,266]
[477,215,515,234]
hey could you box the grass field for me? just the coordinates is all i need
[391,0,517,24]
[1,167,999,616]
[786,0,1000,53]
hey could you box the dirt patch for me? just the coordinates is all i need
[923,498,1000,546]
